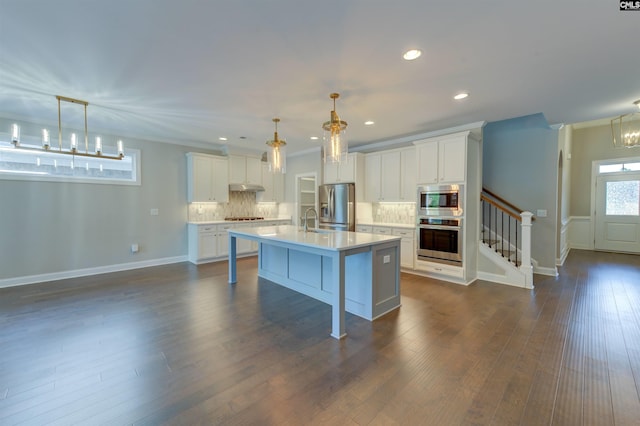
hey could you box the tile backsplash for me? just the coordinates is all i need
[372,202,416,225]
[188,192,280,221]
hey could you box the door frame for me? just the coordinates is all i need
[295,172,317,227]
[590,155,640,251]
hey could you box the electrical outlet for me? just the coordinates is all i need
[383,255,390,264]
[131,243,139,253]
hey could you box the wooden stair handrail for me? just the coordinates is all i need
[482,187,535,222]
[480,193,523,222]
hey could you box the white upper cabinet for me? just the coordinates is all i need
[257,163,284,203]
[414,134,467,184]
[364,148,414,202]
[229,155,262,185]
[364,153,382,201]
[323,152,361,184]
[186,153,229,203]
[323,153,365,201]
[400,147,417,201]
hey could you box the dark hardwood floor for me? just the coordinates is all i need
[1,249,640,425]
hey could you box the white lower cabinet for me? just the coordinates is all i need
[367,225,415,270]
[414,259,464,278]
[216,224,233,258]
[188,224,218,264]
[189,220,291,264]
[393,228,415,269]
[355,224,373,233]
[372,226,392,236]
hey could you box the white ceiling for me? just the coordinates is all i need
[1,0,638,155]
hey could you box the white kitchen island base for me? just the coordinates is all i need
[228,225,401,339]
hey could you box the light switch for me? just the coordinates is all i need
[536,209,547,217]
[150,208,159,216]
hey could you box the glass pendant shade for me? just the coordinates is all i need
[322,93,348,163]
[612,101,640,148]
[266,118,286,174]
[11,123,20,145]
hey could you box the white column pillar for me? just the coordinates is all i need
[520,211,534,289]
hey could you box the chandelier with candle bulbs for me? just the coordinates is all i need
[10,95,124,160]
[611,100,640,148]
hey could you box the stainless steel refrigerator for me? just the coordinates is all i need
[318,183,356,231]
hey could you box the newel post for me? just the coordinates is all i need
[520,211,534,289]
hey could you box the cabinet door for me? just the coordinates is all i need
[217,226,231,257]
[324,162,339,184]
[228,155,246,184]
[400,148,417,201]
[198,230,217,259]
[191,155,213,202]
[211,157,229,202]
[380,151,401,201]
[416,141,439,184]
[438,137,466,183]
[245,157,262,185]
[338,154,356,182]
[364,153,381,202]
[400,238,414,268]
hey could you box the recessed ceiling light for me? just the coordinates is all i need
[454,92,469,100]
[219,137,228,141]
[403,49,422,61]
[364,121,375,126]
[310,136,319,140]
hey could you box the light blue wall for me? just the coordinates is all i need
[0,117,213,283]
[483,113,559,270]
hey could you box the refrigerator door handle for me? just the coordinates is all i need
[330,188,334,219]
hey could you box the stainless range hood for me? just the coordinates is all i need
[229,183,265,192]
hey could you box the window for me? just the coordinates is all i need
[599,162,640,174]
[0,142,140,185]
[605,180,640,216]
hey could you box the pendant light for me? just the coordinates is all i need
[611,100,640,148]
[266,118,286,174]
[322,93,348,163]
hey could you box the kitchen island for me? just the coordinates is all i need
[228,225,401,339]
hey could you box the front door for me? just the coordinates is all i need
[595,173,640,253]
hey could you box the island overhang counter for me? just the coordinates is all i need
[228,225,401,339]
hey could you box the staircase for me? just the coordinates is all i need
[477,188,534,289]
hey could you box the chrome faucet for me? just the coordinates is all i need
[304,208,318,232]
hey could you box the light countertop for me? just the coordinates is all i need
[357,222,415,229]
[188,217,291,225]
[228,225,400,252]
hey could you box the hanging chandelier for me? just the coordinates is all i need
[322,93,348,163]
[10,95,124,160]
[611,100,640,148]
[266,117,286,174]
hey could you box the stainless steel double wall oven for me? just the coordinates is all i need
[416,184,463,265]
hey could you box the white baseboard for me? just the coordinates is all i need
[476,271,528,288]
[0,256,188,289]
[533,264,558,277]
